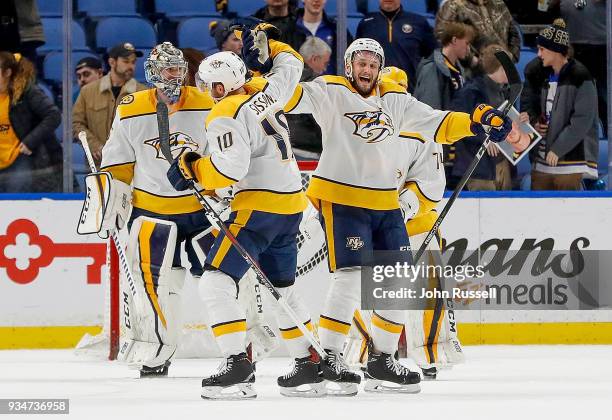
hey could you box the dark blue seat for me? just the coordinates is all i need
[95,17,157,52]
[43,51,99,84]
[598,139,608,175]
[325,0,362,17]
[518,48,538,81]
[177,17,218,53]
[134,49,152,84]
[37,0,63,17]
[155,0,219,18]
[347,17,361,37]
[39,18,88,52]
[226,0,260,17]
[77,0,139,17]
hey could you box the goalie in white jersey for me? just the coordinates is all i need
[285,38,511,394]
[166,27,322,399]
[98,42,215,376]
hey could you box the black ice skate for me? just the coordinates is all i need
[422,366,438,380]
[139,360,170,378]
[278,347,325,398]
[365,351,421,393]
[201,353,256,400]
[320,349,361,396]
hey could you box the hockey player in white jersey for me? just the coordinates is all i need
[285,38,511,394]
[97,42,215,376]
[166,26,322,399]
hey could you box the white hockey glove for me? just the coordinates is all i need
[399,188,419,223]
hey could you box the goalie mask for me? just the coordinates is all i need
[145,42,188,104]
[344,38,385,82]
[196,51,249,101]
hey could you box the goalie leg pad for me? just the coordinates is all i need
[118,216,179,368]
[406,232,465,369]
[318,267,361,352]
[199,269,247,357]
[237,270,279,362]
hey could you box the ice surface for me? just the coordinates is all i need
[1,346,610,420]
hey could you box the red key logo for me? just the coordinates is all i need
[0,219,107,285]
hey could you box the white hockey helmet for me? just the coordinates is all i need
[196,51,248,100]
[145,42,187,103]
[344,38,385,81]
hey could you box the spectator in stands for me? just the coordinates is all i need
[296,0,352,75]
[552,0,607,136]
[436,0,520,64]
[414,21,474,188]
[356,0,436,92]
[450,45,513,191]
[0,1,45,64]
[252,0,308,52]
[75,57,103,89]
[210,20,243,55]
[72,43,146,166]
[286,36,331,160]
[181,48,206,87]
[0,52,61,193]
[521,19,599,190]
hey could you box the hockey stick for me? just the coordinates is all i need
[413,50,522,264]
[77,131,142,309]
[155,101,326,358]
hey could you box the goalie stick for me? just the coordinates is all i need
[77,131,142,310]
[413,50,522,264]
[155,100,326,358]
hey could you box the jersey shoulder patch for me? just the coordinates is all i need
[117,89,156,120]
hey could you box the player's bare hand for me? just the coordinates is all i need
[18,143,32,155]
[546,151,559,166]
[486,143,499,157]
[518,112,530,124]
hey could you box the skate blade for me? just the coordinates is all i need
[422,375,437,381]
[201,383,257,400]
[323,380,359,397]
[364,379,421,394]
[279,382,327,398]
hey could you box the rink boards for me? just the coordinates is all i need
[1,193,612,349]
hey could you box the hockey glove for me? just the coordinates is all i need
[470,104,512,143]
[242,28,272,73]
[166,151,200,191]
[399,188,419,223]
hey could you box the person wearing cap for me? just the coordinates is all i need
[210,20,242,55]
[521,19,599,190]
[72,42,147,165]
[75,56,103,89]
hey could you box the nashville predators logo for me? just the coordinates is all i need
[144,132,198,160]
[346,236,364,251]
[344,110,394,143]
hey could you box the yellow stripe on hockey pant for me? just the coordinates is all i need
[319,315,351,335]
[279,321,313,340]
[210,210,253,268]
[372,312,404,334]
[211,319,247,337]
[320,201,337,272]
[139,220,167,329]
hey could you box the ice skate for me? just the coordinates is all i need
[320,349,361,396]
[201,353,256,400]
[421,366,438,380]
[365,351,421,393]
[278,348,325,398]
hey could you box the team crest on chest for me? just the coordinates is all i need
[344,110,394,143]
[144,132,198,160]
